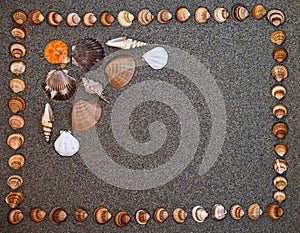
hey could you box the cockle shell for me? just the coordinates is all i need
[42,69,77,101]
[251,4,267,20]
[11,25,27,40]
[135,209,150,225]
[47,11,63,26]
[106,37,147,50]
[142,47,168,70]
[192,206,208,223]
[272,103,287,119]
[247,203,263,220]
[12,10,27,24]
[54,130,80,156]
[9,115,25,130]
[10,78,25,93]
[7,133,25,150]
[270,30,286,45]
[82,12,97,27]
[232,5,249,21]
[94,207,111,224]
[10,60,26,75]
[153,207,168,223]
[117,10,134,27]
[8,154,25,170]
[49,207,67,224]
[273,175,287,190]
[66,12,81,27]
[272,122,288,139]
[194,7,210,24]
[273,190,286,203]
[137,8,154,26]
[99,11,114,27]
[81,77,109,103]
[274,142,288,157]
[175,7,191,23]
[114,210,131,227]
[272,48,288,63]
[213,7,229,23]
[7,175,23,190]
[267,9,285,26]
[266,203,283,220]
[211,204,227,220]
[8,209,23,225]
[273,158,288,174]
[157,9,172,24]
[8,96,26,113]
[30,207,47,222]
[6,191,23,208]
[272,60,288,76]
[72,38,105,72]
[105,55,135,88]
[172,208,187,223]
[44,40,69,67]
[229,204,245,220]
[272,85,286,100]
[10,42,26,58]
[42,103,54,143]
[28,10,44,25]
[74,208,88,222]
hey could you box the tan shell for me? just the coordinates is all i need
[47,11,63,26]
[273,158,288,174]
[42,103,54,143]
[10,42,26,58]
[192,206,208,223]
[229,204,245,220]
[272,122,288,139]
[213,7,229,23]
[10,78,26,93]
[28,10,44,25]
[157,9,172,24]
[7,175,23,190]
[272,85,286,100]
[11,25,27,40]
[117,10,134,27]
[270,30,286,45]
[8,154,25,170]
[137,8,154,26]
[94,207,111,224]
[153,207,168,223]
[74,208,88,222]
[66,12,81,27]
[9,115,25,130]
[247,203,263,220]
[8,96,26,113]
[82,12,97,27]
[232,5,249,21]
[6,191,23,208]
[272,65,288,82]
[175,7,191,23]
[7,133,25,150]
[266,203,283,220]
[99,11,114,27]
[272,48,288,63]
[194,7,210,24]
[49,207,67,224]
[273,190,286,203]
[272,103,287,119]
[114,210,131,227]
[10,60,26,76]
[8,209,23,225]
[267,9,285,26]
[135,209,150,225]
[172,208,187,223]
[211,204,227,220]
[251,4,267,19]
[12,10,27,24]
[30,208,47,222]
[273,175,287,190]
[274,142,288,157]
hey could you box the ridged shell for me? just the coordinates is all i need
[229,204,245,220]
[10,78,25,93]
[7,133,25,150]
[8,209,23,225]
[72,38,105,72]
[11,25,27,40]
[232,5,249,21]
[10,42,26,58]
[251,4,267,19]
[74,208,88,222]
[273,175,287,190]
[137,8,154,26]
[66,12,81,27]
[272,48,288,63]
[6,191,23,208]
[172,208,187,223]
[157,9,172,24]
[7,175,23,190]
[213,7,229,23]
[267,9,285,26]
[194,7,210,24]
[272,103,287,119]
[42,103,54,143]
[142,47,168,70]
[94,207,111,224]
[175,7,191,23]
[8,154,25,170]
[117,10,134,27]
[81,78,109,103]
[10,60,26,75]
[28,10,44,25]
[49,207,67,224]
[266,203,283,220]
[192,206,208,223]
[273,190,286,203]
[82,12,97,27]
[272,122,288,139]
[47,11,63,26]
[105,55,135,88]
[106,37,147,50]
[99,11,114,27]
[270,30,286,45]
[8,96,26,113]
[9,115,25,130]
[273,158,288,174]
[12,10,27,24]
[272,85,286,100]
[54,130,80,156]
[211,204,227,220]
[44,40,69,67]
[247,203,263,220]
[272,65,288,82]
[135,209,150,225]
[30,208,46,222]
[274,142,288,157]
[42,69,77,101]
[153,207,168,223]
[114,210,131,227]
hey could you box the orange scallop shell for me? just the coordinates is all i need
[44,40,69,67]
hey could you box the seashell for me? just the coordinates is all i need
[266,203,283,220]
[47,11,63,26]
[54,130,80,157]
[81,77,110,103]
[213,7,229,23]
[99,11,114,27]
[157,9,172,24]
[66,12,81,27]
[267,9,285,26]
[9,78,26,93]
[94,207,111,224]
[71,100,102,132]
[194,7,210,24]
[142,47,168,70]
[7,133,25,150]
[72,38,105,72]
[11,25,27,40]
[175,7,191,23]
[270,30,286,45]
[6,191,23,208]
[211,204,227,220]
[28,10,44,25]
[274,142,288,157]
[49,207,67,224]
[8,154,25,170]
[74,208,88,222]
[272,48,288,63]
[192,206,208,223]
[7,175,23,190]
[106,37,147,50]
[30,208,46,222]
[272,85,286,100]
[172,208,187,223]
[137,8,154,26]
[8,96,26,113]
[272,122,288,139]
[273,158,288,174]
[82,12,97,27]
[42,69,77,101]
[251,4,267,20]
[232,5,249,21]
[9,115,25,130]
[10,42,26,58]
[229,204,245,220]
[273,190,286,203]
[42,103,54,143]
[8,209,23,225]
[105,54,135,88]
[135,209,150,225]
[12,10,27,24]
[44,40,69,67]
[247,203,263,220]
[10,60,26,75]
[272,103,287,119]
[273,175,287,190]
[117,10,134,27]
[114,210,131,227]
[153,207,168,223]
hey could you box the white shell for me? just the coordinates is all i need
[106,37,147,50]
[54,130,79,156]
[142,47,168,70]
[81,77,109,104]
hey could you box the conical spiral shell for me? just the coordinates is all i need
[6,191,23,208]
[99,11,114,27]
[247,203,263,220]
[175,7,191,23]
[10,60,26,75]
[74,208,88,222]
[273,158,288,174]
[9,115,25,130]
[229,204,245,220]
[93,207,111,224]
[49,207,67,224]
[153,207,168,223]
[12,10,27,24]
[8,154,25,170]
[192,206,208,223]
[44,40,69,67]
[10,42,26,58]
[8,96,26,113]
[28,10,44,25]
[273,175,287,190]
[114,210,131,227]
[42,103,54,143]
[274,142,288,157]
[270,30,286,45]
[106,37,147,50]
[117,10,134,27]
[10,78,26,93]
[211,204,227,220]
[135,209,150,225]
[82,12,97,27]
[272,85,286,100]
[7,175,23,190]
[232,5,249,21]
[66,12,81,27]
[30,207,47,222]
[273,190,286,203]
[251,4,267,19]
[11,25,27,40]
[137,8,154,26]
[266,203,283,220]
[272,103,287,119]
[157,9,172,24]
[272,48,288,63]
[47,11,63,26]
[8,209,23,225]
[7,133,25,150]
[272,122,288,139]
[213,7,229,23]
[172,208,187,223]
[267,9,285,26]
[194,7,210,24]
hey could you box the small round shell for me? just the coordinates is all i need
[273,190,286,203]
[272,48,288,63]
[8,154,25,170]
[247,203,262,220]
[270,30,286,45]
[272,65,288,82]
[94,207,111,224]
[66,12,81,27]
[272,122,288,139]
[114,210,131,227]
[266,203,283,220]
[30,207,47,222]
[213,7,229,23]
[47,11,63,26]
[272,85,286,100]
[10,60,26,76]
[117,10,134,27]
[7,133,25,150]
[82,12,97,27]
[99,11,114,27]
[10,42,26,58]
[175,7,191,23]
[272,103,287,119]
[211,204,227,220]
[9,115,25,130]
[49,207,67,224]
[157,9,172,24]
[6,191,23,208]
[74,208,88,222]
[194,7,210,24]
[11,25,28,40]
[273,175,287,190]
[267,9,285,26]
[153,207,168,223]
[135,209,150,225]
[274,142,288,157]
[251,4,267,19]
[192,206,208,223]
[12,10,27,24]
[229,204,244,220]
[137,8,154,26]
[172,208,187,223]
[232,5,249,21]
[7,175,23,190]
[9,78,26,93]
[8,96,26,113]
[28,10,44,25]
[8,209,23,225]
[44,40,69,67]
[273,158,288,174]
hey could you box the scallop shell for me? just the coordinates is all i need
[47,11,63,26]
[272,85,286,100]
[7,133,25,150]
[11,25,27,40]
[142,47,168,70]
[157,9,172,24]
[153,207,168,223]
[8,209,23,225]
[266,203,283,220]
[251,4,267,20]
[117,10,134,27]
[194,7,210,24]
[7,175,23,190]
[172,208,187,223]
[30,208,47,222]
[274,142,288,157]
[272,122,288,139]
[137,8,154,26]
[272,65,288,82]
[273,175,287,190]
[232,5,249,21]
[49,207,67,224]
[9,115,25,130]
[10,42,26,58]
[10,78,25,94]
[28,10,44,25]
[273,190,286,203]
[114,210,131,227]
[44,40,69,67]
[267,9,285,26]
[81,77,109,103]
[99,11,114,27]
[105,55,135,88]
[82,12,97,27]
[273,158,288,174]
[72,38,105,72]
[8,154,25,170]
[66,12,81,27]
[74,208,88,222]
[6,191,23,208]
[8,96,26,113]
[10,60,26,75]
[247,203,263,220]
[213,7,229,23]
[42,69,77,101]
[211,204,227,220]
[272,48,288,63]
[94,207,111,224]
[106,37,147,50]
[42,103,54,143]
[135,209,150,225]
[272,103,287,119]
[229,204,244,220]
[54,130,80,156]
[175,7,191,23]
[12,10,27,24]
[270,30,286,45]
[192,206,208,223]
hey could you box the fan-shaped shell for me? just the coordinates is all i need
[266,203,283,220]
[213,7,229,23]
[247,203,262,220]
[272,48,288,63]
[137,8,154,26]
[9,78,25,93]
[11,25,27,40]
[49,207,67,224]
[267,9,285,26]
[99,11,114,27]
[272,122,288,139]
[54,130,80,156]
[8,154,25,170]
[47,11,63,26]
[82,12,97,27]
[44,40,69,67]
[272,85,286,100]
[28,10,44,25]
[8,96,26,113]
[66,12,81,26]
[251,4,266,19]
[135,209,150,225]
[273,175,287,190]
[274,142,288,157]
[10,60,26,75]
[272,65,288,82]
[211,204,227,220]
[270,30,286,45]
[142,47,168,70]
[229,204,244,220]
[6,191,23,208]
[232,5,249,21]
[42,103,54,143]
[117,10,134,27]
[12,10,27,24]
[94,207,111,224]
[10,42,26,58]
[157,9,172,24]
[175,7,191,23]
[30,207,47,222]
[114,210,131,227]
[194,7,210,24]
[272,103,287,119]
[273,190,286,203]
[192,206,208,223]
[7,175,23,190]
[105,55,135,88]
[7,133,25,150]
[9,115,25,130]
[106,37,147,50]
[273,158,288,174]
[8,209,23,225]
[74,208,88,222]
[172,208,187,223]
[153,207,168,223]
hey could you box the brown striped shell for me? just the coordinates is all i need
[9,115,25,130]
[272,85,286,100]
[273,158,288,174]
[153,207,168,223]
[213,7,229,23]
[8,96,26,113]
[135,209,150,225]
[137,8,154,26]
[232,5,249,21]
[175,7,191,23]
[7,133,25,150]
[172,208,187,223]
[272,122,288,139]
[10,42,26,58]
[266,203,283,220]
[7,175,23,190]
[211,204,227,220]
[99,11,114,27]
[28,10,44,25]
[247,203,262,220]
[274,142,288,157]
[8,209,23,225]
[192,206,208,223]
[47,11,63,26]
[273,175,287,190]
[11,25,27,40]
[30,208,47,222]
[267,9,285,26]
[44,40,69,67]
[8,154,25,170]
[272,65,288,82]
[272,103,287,119]
[251,4,267,19]
[6,191,23,208]
[229,204,245,220]
[157,9,172,24]
[12,10,27,24]
[66,12,81,27]
[82,12,97,27]
[10,60,26,75]
[273,190,286,203]
[194,7,210,24]
[94,207,111,224]
[74,208,88,222]
[272,48,288,63]
[49,207,67,224]
[10,78,26,93]
[270,30,286,45]
[114,210,131,227]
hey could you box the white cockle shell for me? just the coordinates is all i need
[142,47,168,70]
[54,130,79,156]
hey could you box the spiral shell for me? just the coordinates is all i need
[135,209,150,225]
[8,154,25,170]
[82,12,97,27]
[117,10,134,27]
[270,30,286,45]
[273,158,288,174]
[74,208,88,222]
[272,122,288,139]
[30,208,46,222]
[10,60,26,75]
[114,210,131,227]
[192,206,208,223]
[93,207,111,224]
[10,42,26,58]
[9,115,25,130]
[267,9,285,26]
[99,11,114,27]
[7,133,25,150]
[28,10,44,25]
[12,10,27,24]
[8,209,23,225]
[272,103,287,119]
[81,77,109,103]
[11,25,27,40]
[247,203,263,220]
[10,78,25,93]
[211,204,227,220]
[106,37,147,50]
[7,175,23,190]
[274,142,288,157]
[272,48,288,63]
[232,5,249,21]
[175,7,191,23]
[229,204,244,220]
[137,8,154,26]
[44,40,69,67]
[47,11,63,26]
[273,175,287,190]
[153,207,168,223]
[273,190,286,203]
[157,9,172,24]
[172,208,187,223]
[66,12,81,27]
[49,207,67,224]
[6,191,23,208]
[266,203,283,220]
[194,7,210,24]
[251,4,267,20]
[213,7,229,23]
[8,96,26,113]
[272,84,286,100]
[42,103,54,143]
[272,65,288,82]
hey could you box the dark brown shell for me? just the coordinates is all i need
[266,203,283,220]
[6,191,23,208]
[30,207,47,222]
[175,7,191,23]
[229,204,245,220]
[272,48,288,63]
[74,208,88,222]
[94,207,111,224]
[272,122,288,139]
[153,207,168,223]
[8,209,23,225]
[12,10,27,24]
[114,210,130,227]
[232,5,249,21]
[28,10,44,25]
[99,11,114,27]
[49,207,67,224]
